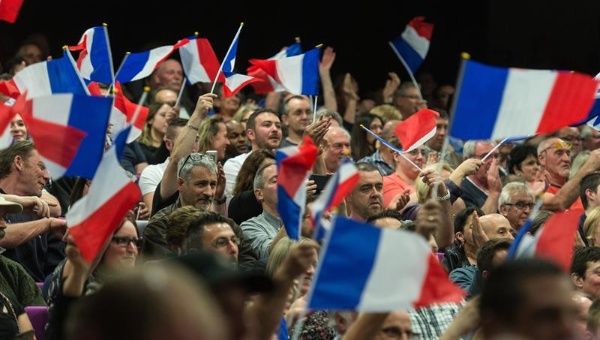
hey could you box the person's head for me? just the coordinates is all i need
[478,214,514,240]
[373,311,413,340]
[164,118,187,154]
[556,127,583,158]
[149,59,183,92]
[463,140,497,182]
[246,108,282,150]
[282,95,312,138]
[0,141,49,196]
[393,82,423,118]
[9,114,27,142]
[267,237,318,296]
[151,87,178,107]
[177,153,218,210]
[100,216,140,271]
[476,239,511,279]
[315,110,343,127]
[367,209,404,229]
[508,144,540,183]
[538,137,572,182]
[139,103,171,146]
[253,163,278,212]
[432,84,455,110]
[582,125,600,152]
[391,137,425,181]
[498,182,535,230]
[346,163,384,221]
[321,126,351,173]
[378,121,400,160]
[351,113,384,160]
[225,120,248,156]
[572,291,593,339]
[182,212,240,264]
[232,149,275,195]
[425,109,448,151]
[584,207,600,247]
[196,116,229,161]
[232,104,258,130]
[581,172,600,211]
[166,205,202,252]
[16,42,43,66]
[216,91,242,117]
[369,104,402,122]
[571,246,600,299]
[587,298,600,339]
[453,207,484,249]
[66,264,226,340]
[480,259,578,340]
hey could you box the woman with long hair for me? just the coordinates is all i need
[350,113,384,161]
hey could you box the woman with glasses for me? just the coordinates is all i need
[45,215,141,340]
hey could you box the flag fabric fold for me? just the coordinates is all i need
[389,17,433,74]
[115,39,188,83]
[307,217,464,311]
[276,136,318,240]
[110,82,148,143]
[179,36,221,84]
[247,41,303,94]
[216,24,258,96]
[394,108,438,152]
[450,59,599,140]
[66,128,141,263]
[249,48,320,95]
[68,26,113,84]
[0,0,24,23]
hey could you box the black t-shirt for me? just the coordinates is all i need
[151,181,178,217]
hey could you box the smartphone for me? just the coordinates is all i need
[206,150,218,164]
[310,174,332,195]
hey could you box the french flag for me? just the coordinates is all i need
[249,48,320,95]
[247,41,303,94]
[389,17,433,74]
[66,128,141,263]
[68,26,114,84]
[12,51,89,98]
[311,159,359,240]
[395,108,438,152]
[308,217,464,311]
[451,59,598,140]
[584,71,600,130]
[179,36,221,84]
[110,82,148,143]
[12,94,87,179]
[276,136,318,240]
[115,39,188,83]
[218,24,258,97]
[508,209,583,272]
[0,0,23,23]
[0,98,19,148]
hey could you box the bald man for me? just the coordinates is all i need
[479,213,514,240]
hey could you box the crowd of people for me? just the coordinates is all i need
[1,32,600,340]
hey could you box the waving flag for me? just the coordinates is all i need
[12,51,88,98]
[395,108,438,152]
[308,217,464,311]
[115,39,188,83]
[389,17,433,75]
[66,128,141,263]
[215,23,258,97]
[180,36,221,84]
[249,48,320,95]
[68,25,114,84]
[276,136,318,240]
[0,0,23,23]
[247,41,303,94]
[584,72,600,130]
[311,159,359,240]
[450,59,598,140]
[110,82,148,142]
[508,209,583,272]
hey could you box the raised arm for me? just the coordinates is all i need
[319,46,338,112]
[0,217,66,248]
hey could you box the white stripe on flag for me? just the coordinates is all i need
[406,126,436,152]
[180,41,210,83]
[358,229,429,311]
[31,94,72,126]
[13,63,52,98]
[79,29,95,79]
[276,55,303,94]
[491,69,556,139]
[224,73,254,92]
[135,46,173,81]
[401,26,429,58]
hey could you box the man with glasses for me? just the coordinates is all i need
[499,182,535,230]
[392,82,427,119]
[383,138,425,208]
[460,140,502,214]
[144,153,223,259]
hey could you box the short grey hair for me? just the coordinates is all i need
[462,141,477,159]
[253,163,274,191]
[498,181,533,209]
[177,153,217,181]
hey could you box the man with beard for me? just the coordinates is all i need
[180,212,240,265]
[280,95,312,147]
[224,120,248,160]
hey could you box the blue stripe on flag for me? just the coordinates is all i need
[286,42,303,57]
[277,187,302,240]
[301,48,320,95]
[391,37,424,74]
[450,60,509,140]
[116,51,151,83]
[89,27,112,84]
[46,55,88,95]
[308,218,381,310]
[65,95,112,178]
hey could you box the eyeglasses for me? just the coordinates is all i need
[504,201,534,210]
[381,326,415,339]
[112,236,143,248]
[211,235,240,249]
[178,153,214,178]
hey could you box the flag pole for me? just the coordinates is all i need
[175,76,186,108]
[109,52,131,95]
[360,124,423,172]
[388,41,421,96]
[63,46,90,96]
[312,95,318,123]
[102,23,115,89]
[210,22,244,94]
[481,137,508,162]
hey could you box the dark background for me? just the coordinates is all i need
[2,0,600,95]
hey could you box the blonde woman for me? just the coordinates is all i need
[584,206,600,246]
[137,103,174,161]
[195,116,230,162]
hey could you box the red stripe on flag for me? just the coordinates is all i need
[0,101,17,137]
[395,108,439,151]
[408,17,434,40]
[0,79,20,99]
[535,209,583,272]
[196,38,221,82]
[0,0,24,23]
[248,59,280,84]
[537,72,598,134]
[278,136,318,196]
[413,253,465,308]
[328,173,359,210]
[69,182,141,263]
